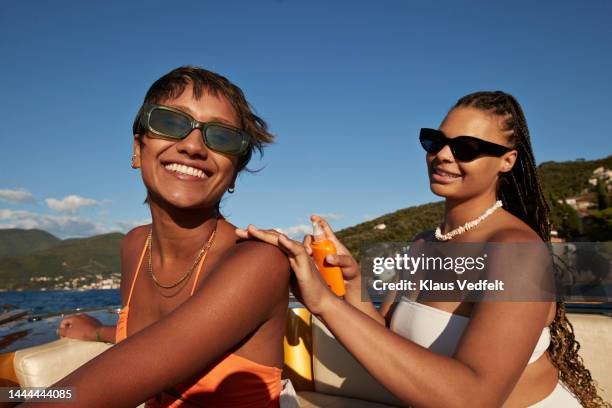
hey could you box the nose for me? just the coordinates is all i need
[434,143,455,162]
[176,129,209,159]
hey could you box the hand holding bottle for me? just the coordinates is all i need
[304,215,360,285]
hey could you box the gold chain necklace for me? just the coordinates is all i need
[147,221,218,289]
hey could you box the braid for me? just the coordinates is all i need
[454,91,610,407]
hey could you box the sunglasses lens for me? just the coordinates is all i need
[148,109,192,138]
[205,125,247,155]
[419,129,444,153]
[452,138,481,161]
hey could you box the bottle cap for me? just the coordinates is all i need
[312,221,325,242]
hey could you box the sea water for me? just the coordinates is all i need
[0,290,120,352]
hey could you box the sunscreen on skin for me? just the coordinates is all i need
[310,221,346,296]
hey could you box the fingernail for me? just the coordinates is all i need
[326,254,336,262]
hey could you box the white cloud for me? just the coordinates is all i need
[0,208,111,238]
[45,195,101,214]
[317,213,344,221]
[0,188,35,203]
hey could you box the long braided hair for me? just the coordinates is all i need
[453,91,609,407]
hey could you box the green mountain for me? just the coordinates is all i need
[336,202,444,258]
[0,155,609,290]
[0,229,61,260]
[0,232,124,291]
[336,155,612,258]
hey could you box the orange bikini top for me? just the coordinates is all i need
[115,234,282,408]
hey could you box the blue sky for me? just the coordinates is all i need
[0,0,610,239]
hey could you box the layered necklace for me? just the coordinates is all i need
[147,220,218,289]
[435,200,503,241]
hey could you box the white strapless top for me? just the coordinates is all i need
[390,297,551,364]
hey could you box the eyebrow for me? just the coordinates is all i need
[170,104,237,126]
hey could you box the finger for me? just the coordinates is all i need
[59,319,72,329]
[302,235,313,255]
[244,225,283,246]
[324,254,356,268]
[278,234,310,260]
[303,235,313,253]
[235,228,249,238]
[310,215,340,243]
[236,226,281,240]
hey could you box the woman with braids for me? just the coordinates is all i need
[238,91,609,407]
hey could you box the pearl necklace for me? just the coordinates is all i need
[435,200,503,241]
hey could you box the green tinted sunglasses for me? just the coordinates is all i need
[140,104,251,155]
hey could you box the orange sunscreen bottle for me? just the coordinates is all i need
[310,221,346,296]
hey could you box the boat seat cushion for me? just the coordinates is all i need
[311,317,403,406]
[14,338,111,388]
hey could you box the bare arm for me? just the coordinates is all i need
[319,297,550,407]
[340,264,386,325]
[242,226,552,408]
[20,241,289,408]
[322,230,552,407]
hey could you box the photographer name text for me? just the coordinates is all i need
[372,279,505,291]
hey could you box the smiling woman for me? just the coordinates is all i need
[237,91,610,407]
[30,66,293,408]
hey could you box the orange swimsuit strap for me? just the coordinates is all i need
[116,228,282,407]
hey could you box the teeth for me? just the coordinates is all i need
[165,163,206,179]
[436,169,460,178]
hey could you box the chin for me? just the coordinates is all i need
[429,183,462,200]
[430,181,451,196]
[158,192,214,211]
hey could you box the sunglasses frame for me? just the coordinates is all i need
[140,103,251,156]
[419,128,513,162]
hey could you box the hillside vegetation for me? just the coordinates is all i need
[0,233,124,290]
[337,155,612,257]
[0,229,61,260]
[0,155,609,289]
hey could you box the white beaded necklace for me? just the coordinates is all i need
[435,200,503,241]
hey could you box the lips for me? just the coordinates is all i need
[431,166,462,183]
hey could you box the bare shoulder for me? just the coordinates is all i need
[119,224,150,305]
[488,211,542,243]
[198,230,290,320]
[488,227,541,243]
[214,218,290,281]
[231,239,290,273]
[120,224,150,265]
[122,224,150,250]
